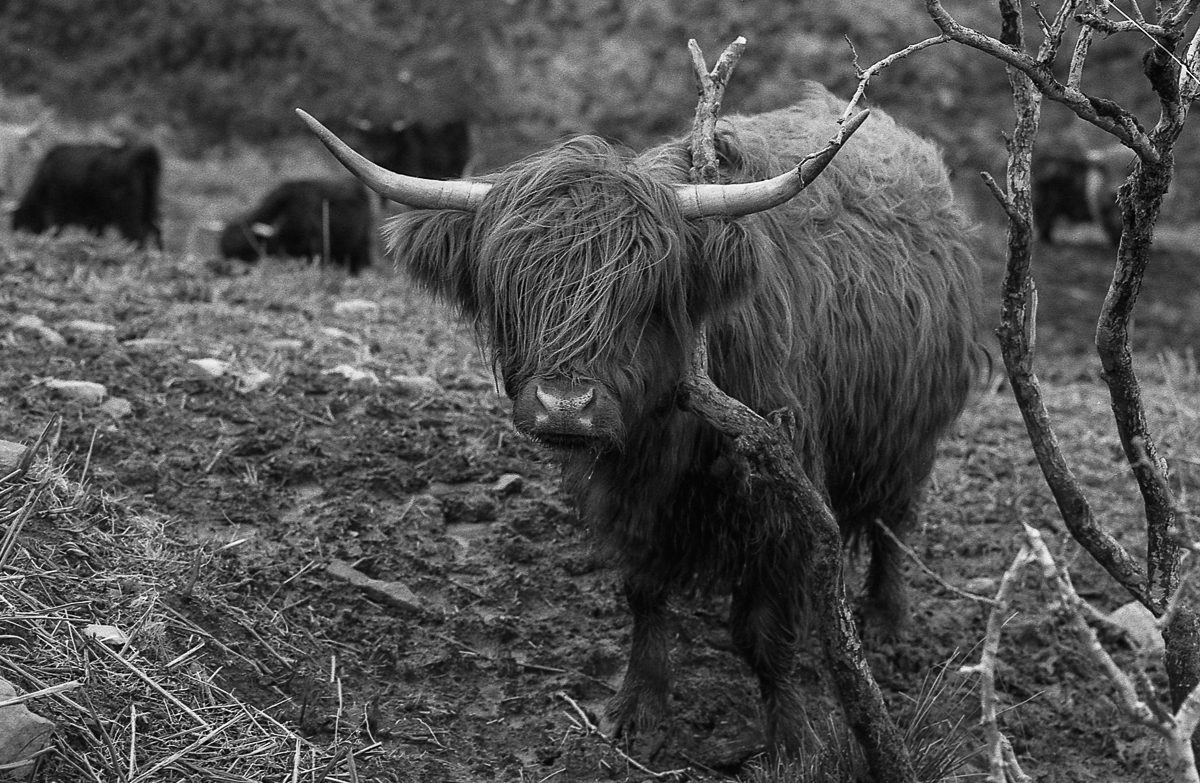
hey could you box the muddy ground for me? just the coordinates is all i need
[1,215,1199,781]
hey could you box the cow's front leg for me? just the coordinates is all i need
[730,573,809,756]
[603,572,671,738]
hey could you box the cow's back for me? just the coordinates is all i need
[15,144,106,228]
[747,87,980,520]
[643,83,984,527]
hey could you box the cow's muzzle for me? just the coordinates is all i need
[512,379,622,451]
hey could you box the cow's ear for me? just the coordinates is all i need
[385,210,479,314]
[684,218,763,320]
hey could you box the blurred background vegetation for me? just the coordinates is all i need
[0,0,1192,220]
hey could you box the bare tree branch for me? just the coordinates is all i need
[841,35,950,120]
[1067,19,1095,91]
[958,542,1034,783]
[688,36,744,185]
[923,0,1160,161]
[1038,0,1085,64]
[986,0,1154,609]
[680,39,916,783]
[1021,523,1200,781]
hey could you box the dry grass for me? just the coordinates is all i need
[0,422,392,782]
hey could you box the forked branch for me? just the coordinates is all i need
[680,37,914,783]
[923,0,1159,161]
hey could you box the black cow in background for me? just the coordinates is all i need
[219,178,371,274]
[11,142,163,249]
[329,118,473,268]
[342,118,473,180]
[1033,141,1130,247]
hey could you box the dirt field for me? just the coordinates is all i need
[1,208,1199,781]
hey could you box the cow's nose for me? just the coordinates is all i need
[512,379,622,451]
[534,384,595,422]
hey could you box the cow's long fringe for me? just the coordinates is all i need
[390,138,700,390]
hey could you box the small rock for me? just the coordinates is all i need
[0,678,55,781]
[963,576,998,595]
[186,358,230,379]
[0,440,28,475]
[320,326,362,345]
[11,315,65,346]
[11,314,44,331]
[44,379,106,404]
[32,326,65,345]
[60,319,116,336]
[266,338,305,352]
[1107,601,1164,654]
[82,624,129,646]
[325,365,379,384]
[236,368,272,393]
[327,560,421,613]
[333,299,380,318]
[492,473,524,496]
[98,397,133,419]
[389,374,441,395]
[122,337,175,351]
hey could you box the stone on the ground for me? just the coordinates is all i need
[320,326,361,345]
[266,338,305,353]
[121,337,175,351]
[98,397,134,419]
[11,315,65,346]
[0,440,28,475]
[327,560,421,612]
[236,369,272,393]
[963,576,998,595]
[82,624,129,645]
[333,299,380,318]
[186,358,230,379]
[492,473,524,496]
[44,379,106,404]
[1107,601,1164,654]
[325,365,379,384]
[0,678,55,781]
[60,319,115,336]
[389,374,441,395]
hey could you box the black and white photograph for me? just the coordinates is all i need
[2,2,1200,781]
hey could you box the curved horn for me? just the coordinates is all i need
[675,109,871,219]
[295,109,490,211]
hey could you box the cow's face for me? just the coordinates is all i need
[389,139,762,454]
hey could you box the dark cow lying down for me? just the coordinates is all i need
[300,81,985,754]
[219,178,371,274]
[12,142,163,249]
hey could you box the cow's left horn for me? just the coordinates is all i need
[296,109,490,211]
[674,109,870,219]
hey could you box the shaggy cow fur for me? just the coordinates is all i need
[381,81,986,754]
[220,178,372,274]
[12,142,163,249]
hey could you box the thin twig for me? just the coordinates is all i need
[555,691,688,780]
[88,638,212,729]
[872,520,999,606]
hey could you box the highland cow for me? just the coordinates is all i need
[219,178,372,274]
[299,81,985,754]
[341,117,473,181]
[1033,141,1130,246]
[11,142,163,249]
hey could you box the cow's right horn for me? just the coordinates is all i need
[674,108,871,219]
[296,109,490,211]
